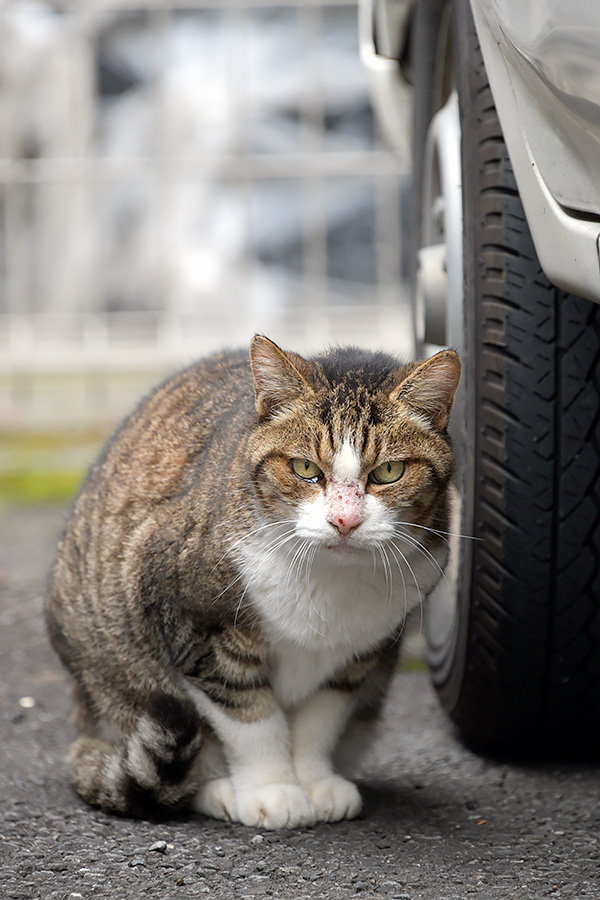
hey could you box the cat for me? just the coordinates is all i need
[46,335,460,829]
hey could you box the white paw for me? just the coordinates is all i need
[194,777,237,823]
[235,783,316,830]
[304,775,362,822]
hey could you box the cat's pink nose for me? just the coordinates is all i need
[329,512,361,536]
[326,480,363,535]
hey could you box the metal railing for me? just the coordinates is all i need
[0,0,411,427]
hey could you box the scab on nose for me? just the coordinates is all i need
[326,480,363,535]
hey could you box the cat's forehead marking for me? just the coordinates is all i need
[332,437,361,483]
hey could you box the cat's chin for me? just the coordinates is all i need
[323,539,365,560]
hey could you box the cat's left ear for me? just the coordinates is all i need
[250,335,314,418]
[389,349,461,431]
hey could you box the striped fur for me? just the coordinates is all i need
[67,693,202,815]
[46,336,459,825]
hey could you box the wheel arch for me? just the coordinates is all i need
[467,0,600,304]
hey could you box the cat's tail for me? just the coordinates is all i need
[67,692,203,815]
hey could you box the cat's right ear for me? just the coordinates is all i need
[250,335,314,419]
[389,349,461,431]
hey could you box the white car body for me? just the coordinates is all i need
[360,0,600,304]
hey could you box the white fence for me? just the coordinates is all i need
[0,0,412,427]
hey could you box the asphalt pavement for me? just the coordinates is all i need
[1,505,598,900]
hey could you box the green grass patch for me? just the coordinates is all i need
[0,469,84,505]
[0,427,108,453]
[0,427,109,506]
[398,656,427,673]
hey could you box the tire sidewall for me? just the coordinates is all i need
[412,0,473,713]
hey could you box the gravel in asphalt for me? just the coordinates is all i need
[1,506,599,899]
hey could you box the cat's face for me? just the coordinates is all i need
[247,337,460,559]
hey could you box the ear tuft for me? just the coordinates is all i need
[249,335,313,418]
[389,349,461,431]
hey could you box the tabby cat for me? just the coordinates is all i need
[46,335,460,829]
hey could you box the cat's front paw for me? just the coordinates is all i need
[304,774,362,822]
[194,777,237,822]
[236,783,316,830]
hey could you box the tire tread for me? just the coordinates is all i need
[445,0,600,751]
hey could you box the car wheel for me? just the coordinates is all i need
[413,0,600,753]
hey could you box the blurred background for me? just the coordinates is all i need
[0,0,412,505]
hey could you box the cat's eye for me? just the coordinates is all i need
[369,460,405,485]
[290,458,323,483]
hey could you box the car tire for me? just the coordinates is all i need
[414,0,600,753]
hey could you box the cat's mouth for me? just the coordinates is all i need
[325,535,364,557]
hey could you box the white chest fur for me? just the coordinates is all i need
[238,531,432,709]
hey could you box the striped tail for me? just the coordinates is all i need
[67,692,202,816]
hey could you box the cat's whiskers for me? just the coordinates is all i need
[218,520,298,577]
[232,530,300,627]
[386,539,425,633]
[306,544,320,608]
[374,542,394,610]
[394,520,480,543]
[229,524,328,638]
[390,525,452,608]
[370,546,379,580]
[296,544,316,605]
[376,540,409,625]
[235,528,330,631]
[233,580,252,629]
[284,538,311,591]
[281,537,305,610]
[280,538,330,637]
[392,526,447,574]
[206,563,251,611]
[387,518,471,619]
[211,518,298,575]
[305,546,332,634]
[208,524,298,613]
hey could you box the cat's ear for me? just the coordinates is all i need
[250,335,314,418]
[389,349,461,431]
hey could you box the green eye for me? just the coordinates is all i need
[291,458,323,482]
[369,460,405,485]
